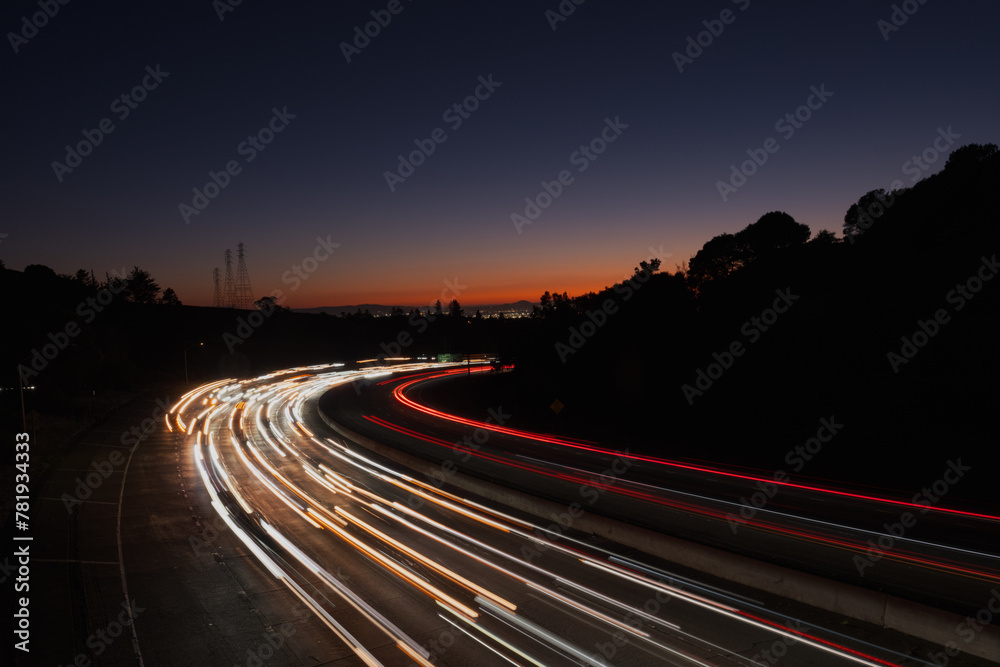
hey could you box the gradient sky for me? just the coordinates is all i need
[3,1,998,307]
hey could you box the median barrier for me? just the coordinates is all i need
[316,397,1000,661]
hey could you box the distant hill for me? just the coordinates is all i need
[295,300,536,317]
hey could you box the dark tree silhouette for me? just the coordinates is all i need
[103,269,127,293]
[539,291,552,310]
[688,212,808,286]
[159,287,182,305]
[448,299,464,318]
[809,229,839,244]
[24,264,58,281]
[844,189,896,239]
[634,258,662,276]
[124,266,160,304]
[944,142,998,171]
[688,233,742,285]
[255,295,287,312]
[73,268,98,288]
[734,211,810,262]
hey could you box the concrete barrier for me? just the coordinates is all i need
[316,400,1000,662]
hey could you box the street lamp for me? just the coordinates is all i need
[184,342,204,385]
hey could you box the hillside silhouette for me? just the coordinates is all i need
[3,144,997,500]
[421,143,1000,500]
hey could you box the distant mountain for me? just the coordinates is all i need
[295,300,536,317]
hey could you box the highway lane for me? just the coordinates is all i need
[326,366,1000,620]
[169,362,968,666]
[23,391,348,667]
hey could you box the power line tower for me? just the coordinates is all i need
[212,267,222,307]
[234,242,254,310]
[223,249,235,308]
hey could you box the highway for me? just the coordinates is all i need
[327,364,1000,620]
[160,361,996,666]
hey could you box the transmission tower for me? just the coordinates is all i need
[212,268,222,307]
[234,242,254,310]
[224,249,235,308]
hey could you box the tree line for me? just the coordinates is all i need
[70,266,181,305]
[527,142,997,315]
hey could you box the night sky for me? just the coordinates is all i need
[3,1,998,307]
